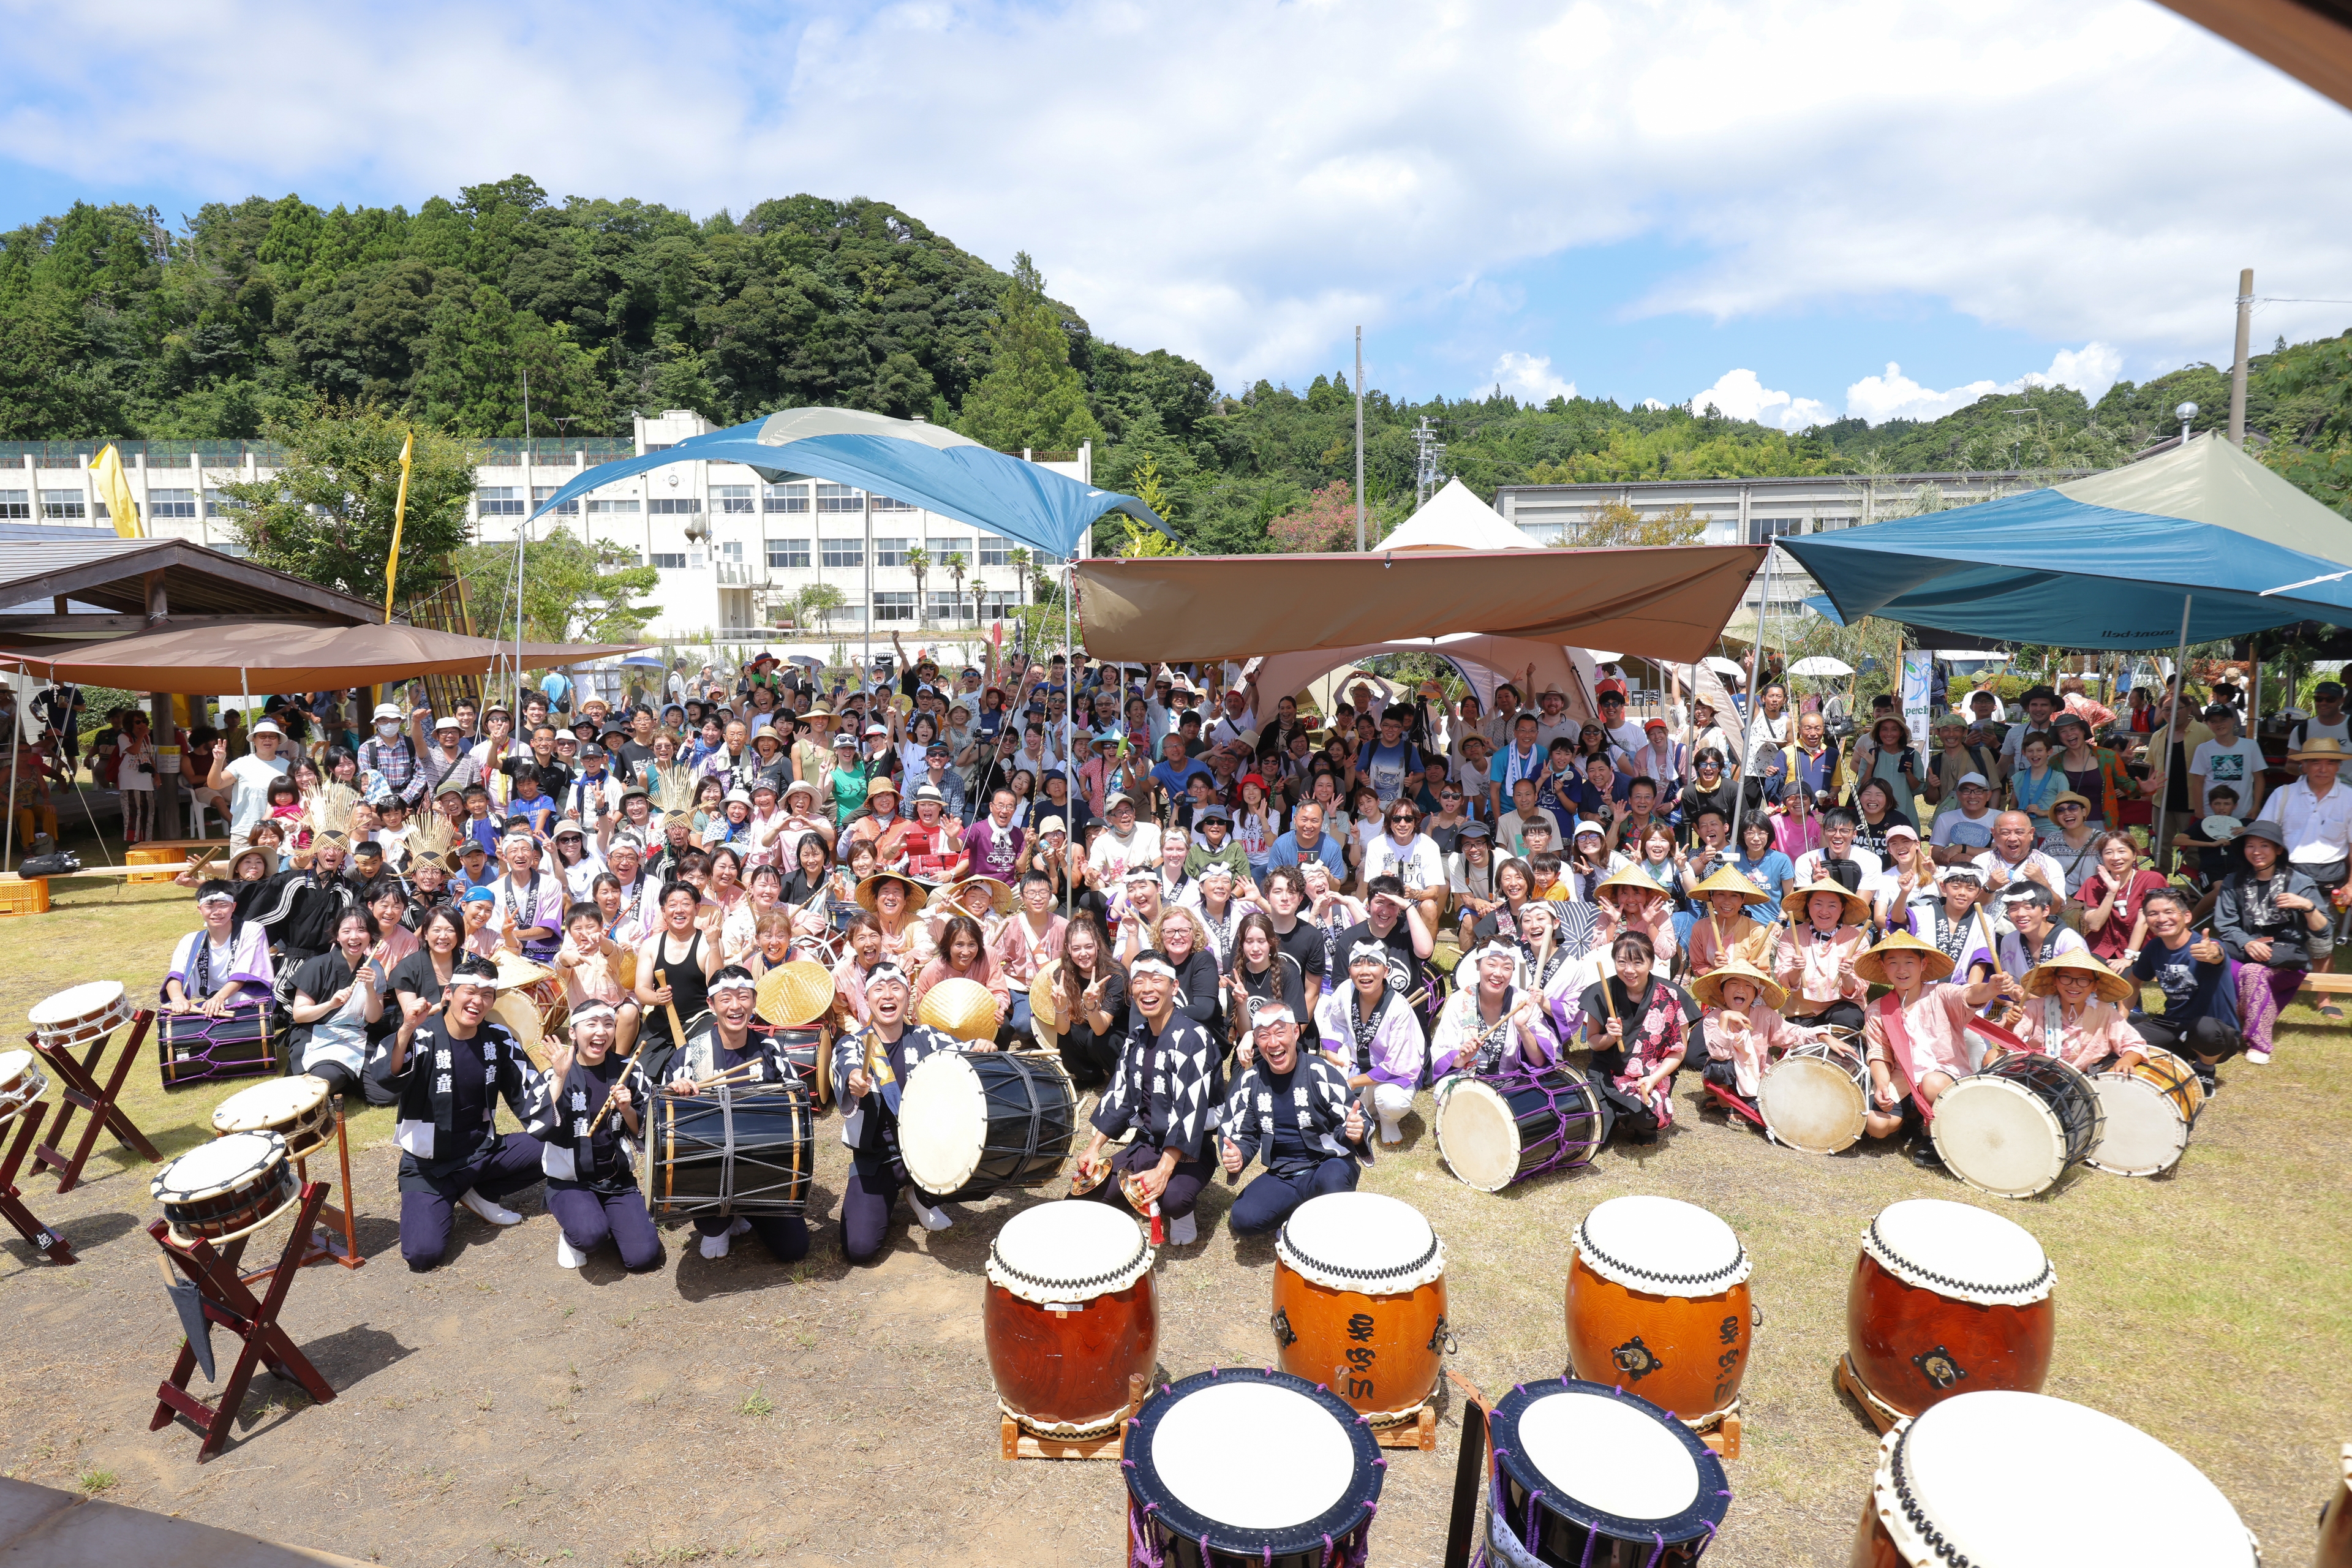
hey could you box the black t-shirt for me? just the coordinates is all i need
[386,948,453,1007]
[617,740,657,775]
[1270,918,1328,989]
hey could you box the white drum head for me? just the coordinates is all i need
[28,980,126,1028]
[1150,1382,1354,1531]
[1277,1191,1444,1292]
[1864,1199,2051,1305]
[1931,1078,2068,1198]
[1883,1391,2255,1566]
[2087,1073,2190,1178]
[155,1130,284,1201]
[1758,1052,1867,1155]
[988,1200,1152,1303]
[1575,1195,1750,1293]
[0,1049,35,1087]
[897,1052,987,1194]
[1518,1387,1702,1522]
[489,992,545,1048]
[211,1075,330,1133]
[1435,1080,1523,1192]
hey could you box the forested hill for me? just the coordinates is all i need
[2,175,2346,551]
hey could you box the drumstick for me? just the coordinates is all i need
[656,968,687,1053]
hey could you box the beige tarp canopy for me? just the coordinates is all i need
[1076,545,1765,665]
[1253,636,1594,721]
[0,620,646,689]
[2157,0,2352,111]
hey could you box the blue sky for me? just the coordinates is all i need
[3,0,2348,426]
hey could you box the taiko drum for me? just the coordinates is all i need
[1564,1195,1752,1425]
[1272,1191,1449,1426]
[983,1202,1158,1437]
[1845,1199,2054,1421]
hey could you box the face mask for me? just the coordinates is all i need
[377,721,401,737]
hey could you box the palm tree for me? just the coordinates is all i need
[905,545,929,630]
[968,573,989,633]
[941,549,968,628]
[1007,546,1032,605]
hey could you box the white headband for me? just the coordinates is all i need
[197,892,238,909]
[1130,956,1178,981]
[867,962,910,989]
[1348,941,1390,966]
[1472,941,1519,966]
[709,974,760,997]
[568,1000,617,1024]
[1248,997,1297,1024]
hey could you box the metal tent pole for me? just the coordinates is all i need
[1728,545,1775,850]
[2152,594,2193,871]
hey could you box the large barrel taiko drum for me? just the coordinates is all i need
[1272,1190,1449,1427]
[1565,1195,1752,1425]
[983,1201,1158,1438]
[1849,1390,2257,1567]
[1844,1198,2054,1422]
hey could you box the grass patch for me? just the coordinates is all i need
[76,1470,116,1495]
[736,1388,774,1418]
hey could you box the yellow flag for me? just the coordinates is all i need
[90,444,142,539]
[384,430,414,624]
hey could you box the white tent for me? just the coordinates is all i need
[1378,478,1542,553]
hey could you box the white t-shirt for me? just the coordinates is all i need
[117,737,155,792]
[2288,715,2352,752]
[1361,831,1446,895]
[2188,738,2263,805]
[1601,719,1649,761]
[224,752,290,833]
[1087,821,1162,884]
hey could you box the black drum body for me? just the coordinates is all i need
[649,1087,813,1218]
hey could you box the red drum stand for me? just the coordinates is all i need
[148,1181,337,1461]
[0,1103,74,1263]
[27,1011,164,1193]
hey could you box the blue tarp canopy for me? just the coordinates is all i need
[1779,436,2352,649]
[527,407,1169,559]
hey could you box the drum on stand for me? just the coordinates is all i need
[984,1202,1158,1437]
[210,1074,334,1159]
[1844,1198,2054,1422]
[152,1130,297,1243]
[1483,1378,1732,1568]
[1930,1054,2104,1199]
[1850,1391,2257,1567]
[896,1050,1076,1200]
[1121,1366,1383,1568]
[1434,1066,1602,1191]
[1757,1035,1870,1154]
[1565,1195,1753,1427]
[28,981,134,1050]
[1272,1190,1449,1427]
[157,1005,277,1089]
[0,1049,49,1124]
[646,1087,813,1218]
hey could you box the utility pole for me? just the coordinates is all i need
[1354,326,1366,552]
[1411,417,1446,511]
[2229,268,2253,447]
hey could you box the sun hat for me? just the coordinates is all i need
[1689,957,1789,1013]
[852,872,928,912]
[2022,946,2135,1004]
[1036,815,1067,835]
[2290,737,2351,763]
[1852,929,1956,987]
[1779,876,1872,926]
[2231,817,2283,849]
[1690,865,1766,903]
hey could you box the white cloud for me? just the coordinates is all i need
[0,2,2345,390]
[1687,369,1835,431]
[1844,342,2126,425]
[1493,351,1575,403]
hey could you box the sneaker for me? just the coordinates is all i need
[461,1189,522,1226]
[2243,1047,2271,1065]
[699,1230,732,1259]
[1907,1139,1946,1170]
[909,1194,954,1232]
[1167,1210,1198,1245]
[556,1235,586,1270]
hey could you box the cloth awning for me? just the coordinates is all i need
[1253,636,1594,722]
[528,407,1167,559]
[2156,0,2352,111]
[0,620,645,690]
[1778,435,2352,649]
[1074,544,1765,665]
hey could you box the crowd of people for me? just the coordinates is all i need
[134,636,2348,1276]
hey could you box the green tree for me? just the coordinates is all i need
[957,253,1102,451]
[214,398,477,601]
[941,548,968,626]
[1006,545,1033,605]
[794,581,846,633]
[454,530,661,644]
[905,545,930,629]
[1551,500,1705,548]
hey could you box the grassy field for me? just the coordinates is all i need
[1,862,2346,1566]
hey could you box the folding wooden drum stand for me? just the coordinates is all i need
[147,1181,337,1461]
[26,1011,164,1193]
[0,1103,74,1263]
[288,1104,364,1271]
[1002,1371,1148,1461]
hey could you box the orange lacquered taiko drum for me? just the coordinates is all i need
[1849,1391,2257,1567]
[982,1200,1158,1438]
[1564,1195,1752,1425]
[1844,1198,2054,1423]
[1272,1191,1449,1427]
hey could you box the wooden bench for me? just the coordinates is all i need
[2296,971,2352,1016]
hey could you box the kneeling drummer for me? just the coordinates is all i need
[1217,998,1368,1236]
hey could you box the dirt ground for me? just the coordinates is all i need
[2,879,2348,1566]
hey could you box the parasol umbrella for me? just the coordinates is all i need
[1701,655,1747,679]
[1789,655,1854,677]
[617,654,667,669]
